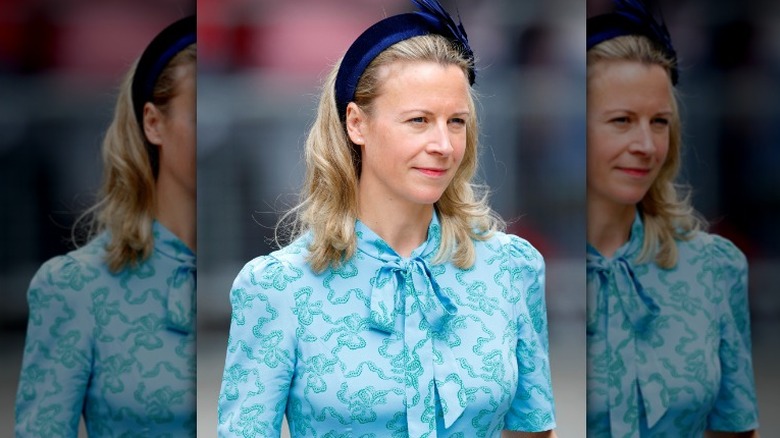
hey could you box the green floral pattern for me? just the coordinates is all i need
[586,212,759,436]
[218,213,555,437]
[15,222,196,437]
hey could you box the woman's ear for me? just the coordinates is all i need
[143,102,164,146]
[345,102,366,145]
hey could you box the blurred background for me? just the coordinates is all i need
[588,0,780,432]
[0,0,196,435]
[197,0,586,435]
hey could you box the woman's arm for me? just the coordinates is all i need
[706,237,759,433]
[503,430,557,438]
[705,431,758,438]
[15,256,94,436]
[503,237,557,432]
[217,257,296,437]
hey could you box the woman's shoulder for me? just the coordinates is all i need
[30,234,110,294]
[681,230,747,270]
[476,230,544,269]
[233,234,313,291]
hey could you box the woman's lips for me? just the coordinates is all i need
[415,167,448,177]
[617,167,651,177]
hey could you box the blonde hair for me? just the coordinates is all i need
[587,35,704,268]
[76,43,196,273]
[280,34,503,273]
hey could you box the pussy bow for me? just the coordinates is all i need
[357,216,463,437]
[155,222,196,334]
[587,215,667,435]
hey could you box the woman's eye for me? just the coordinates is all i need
[652,117,669,126]
[450,117,466,126]
[610,116,629,125]
[408,117,426,124]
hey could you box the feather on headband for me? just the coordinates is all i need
[587,0,678,84]
[411,0,474,83]
[334,0,474,120]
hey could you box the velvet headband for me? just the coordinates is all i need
[131,15,196,128]
[587,0,678,84]
[335,0,474,120]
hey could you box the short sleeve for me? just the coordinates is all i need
[706,236,759,432]
[503,236,557,432]
[15,256,96,437]
[217,256,298,437]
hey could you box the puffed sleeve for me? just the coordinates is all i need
[706,236,759,431]
[218,256,297,437]
[15,255,97,437]
[503,236,557,432]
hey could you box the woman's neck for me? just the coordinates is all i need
[357,190,433,258]
[587,195,636,258]
[154,176,196,252]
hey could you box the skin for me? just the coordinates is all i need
[503,431,557,438]
[706,431,759,438]
[346,60,469,257]
[143,62,196,251]
[347,60,556,437]
[587,59,758,437]
[586,59,671,258]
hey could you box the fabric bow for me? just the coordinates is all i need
[587,254,659,333]
[154,221,197,334]
[587,213,667,433]
[166,261,196,333]
[357,214,463,436]
[368,257,454,334]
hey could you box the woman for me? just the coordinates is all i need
[586,1,759,436]
[15,16,196,436]
[217,1,556,437]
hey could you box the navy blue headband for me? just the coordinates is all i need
[335,0,474,120]
[587,0,678,84]
[131,15,196,128]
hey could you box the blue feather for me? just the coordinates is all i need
[586,0,678,83]
[411,0,475,82]
[613,0,676,65]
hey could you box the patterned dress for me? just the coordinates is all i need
[586,212,759,437]
[218,213,556,437]
[15,222,196,437]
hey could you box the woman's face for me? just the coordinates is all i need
[587,59,673,210]
[348,60,470,209]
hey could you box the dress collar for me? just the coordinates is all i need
[153,220,195,266]
[355,210,441,264]
[586,209,644,263]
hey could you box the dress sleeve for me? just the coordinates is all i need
[503,236,557,432]
[706,235,760,432]
[15,256,95,437]
[218,256,297,437]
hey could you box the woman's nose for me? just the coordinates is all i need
[427,121,454,156]
[628,122,656,154]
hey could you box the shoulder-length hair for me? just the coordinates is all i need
[280,34,503,273]
[75,43,196,273]
[587,35,704,268]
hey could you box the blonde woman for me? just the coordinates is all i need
[586,1,759,436]
[217,1,556,437]
[15,16,196,436]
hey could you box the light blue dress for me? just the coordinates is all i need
[218,213,556,437]
[15,222,196,437]
[586,212,759,437]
